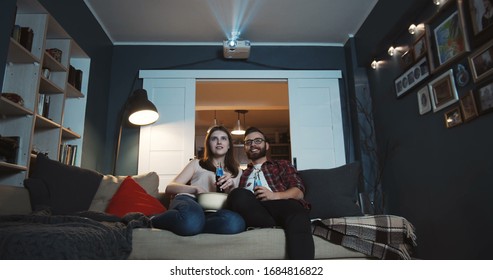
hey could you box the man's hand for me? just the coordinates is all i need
[254,186,279,201]
[254,186,304,201]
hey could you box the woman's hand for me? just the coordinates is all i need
[195,186,207,194]
[216,172,235,192]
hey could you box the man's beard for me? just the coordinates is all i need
[246,146,267,161]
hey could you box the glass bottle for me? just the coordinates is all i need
[215,164,224,193]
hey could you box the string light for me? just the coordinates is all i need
[371,60,378,69]
[408,24,417,34]
[388,46,396,56]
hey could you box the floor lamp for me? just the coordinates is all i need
[113,88,159,175]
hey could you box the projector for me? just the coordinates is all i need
[223,40,251,59]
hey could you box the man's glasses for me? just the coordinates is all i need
[244,138,265,146]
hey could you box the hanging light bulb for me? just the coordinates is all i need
[433,0,441,5]
[231,110,248,135]
[207,110,218,133]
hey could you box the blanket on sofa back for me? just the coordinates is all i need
[312,215,417,260]
[0,211,151,260]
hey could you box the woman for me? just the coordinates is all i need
[150,126,245,236]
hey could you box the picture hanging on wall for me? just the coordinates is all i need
[394,57,430,98]
[426,0,470,73]
[444,106,463,128]
[429,69,459,112]
[400,49,414,68]
[474,79,493,114]
[413,34,428,61]
[460,91,479,122]
[417,86,432,115]
[467,0,493,47]
[468,38,493,82]
[453,62,471,87]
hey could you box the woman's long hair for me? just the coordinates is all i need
[199,125,240,177]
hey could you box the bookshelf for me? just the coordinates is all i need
[0,0,90,187]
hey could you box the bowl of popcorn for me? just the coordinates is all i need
[197,192,228,212]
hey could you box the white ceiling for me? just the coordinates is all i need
[83,0,378,46]
[82,0,378,132]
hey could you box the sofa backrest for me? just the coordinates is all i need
[0,185,31,215]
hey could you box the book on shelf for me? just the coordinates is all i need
[59,144,77,166]
[68,65,76,87]
[37,94,44,115]
[38,94,50,118]
[68,65,84,91]
[75,69,83,90]
[19,27,33,52]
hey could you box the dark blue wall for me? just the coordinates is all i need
[108,45,351,175]
[356,0,493,259]
[37,0,114,172]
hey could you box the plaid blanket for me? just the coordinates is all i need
[312,215,417,259]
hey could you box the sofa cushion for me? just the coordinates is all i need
[89,172,160,212]
[299,161,363,219]
[25,154,103,215]
[105,176,166,217]
[0,185,32,215]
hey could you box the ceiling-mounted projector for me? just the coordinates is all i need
[223,40,251,59]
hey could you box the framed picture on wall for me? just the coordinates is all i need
[426,0,471,73]
[417,86,432,115]
[468,38,493,82]
[413,34,428,61]
[453,62,471,87]
[467,0,493,47]
[444,106,463,128]
[394,57,430,98]
[400,49,414,68]
[460,91,479,121]
[429,69,459,112]
[474,79,493,114]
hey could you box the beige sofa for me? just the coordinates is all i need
[0,162,369,259]
[0,181,367,260]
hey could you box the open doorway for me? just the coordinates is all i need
[194,79,291,167]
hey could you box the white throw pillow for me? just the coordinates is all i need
[88,172,159,212]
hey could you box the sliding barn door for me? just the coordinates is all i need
[138,78,196,191]
[288,78,345,170]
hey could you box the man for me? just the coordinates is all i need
[227,127,314,259]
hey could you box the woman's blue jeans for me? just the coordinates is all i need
[150,194,245,236]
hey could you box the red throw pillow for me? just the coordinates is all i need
[106,176,166,217]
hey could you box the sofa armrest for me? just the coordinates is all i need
[0,185,32,215]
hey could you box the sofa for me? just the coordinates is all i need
[0,154,416,259]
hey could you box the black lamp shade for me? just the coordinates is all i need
[127,89,159,125]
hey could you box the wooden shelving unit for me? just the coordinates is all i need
[0,0,91,187]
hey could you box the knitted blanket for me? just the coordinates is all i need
[0,211,151,260]
[312,215,417,259]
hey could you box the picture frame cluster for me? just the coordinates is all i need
[393,0,493,128]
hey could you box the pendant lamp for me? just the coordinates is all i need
[231,110,248,135]
[207,110,218,133]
